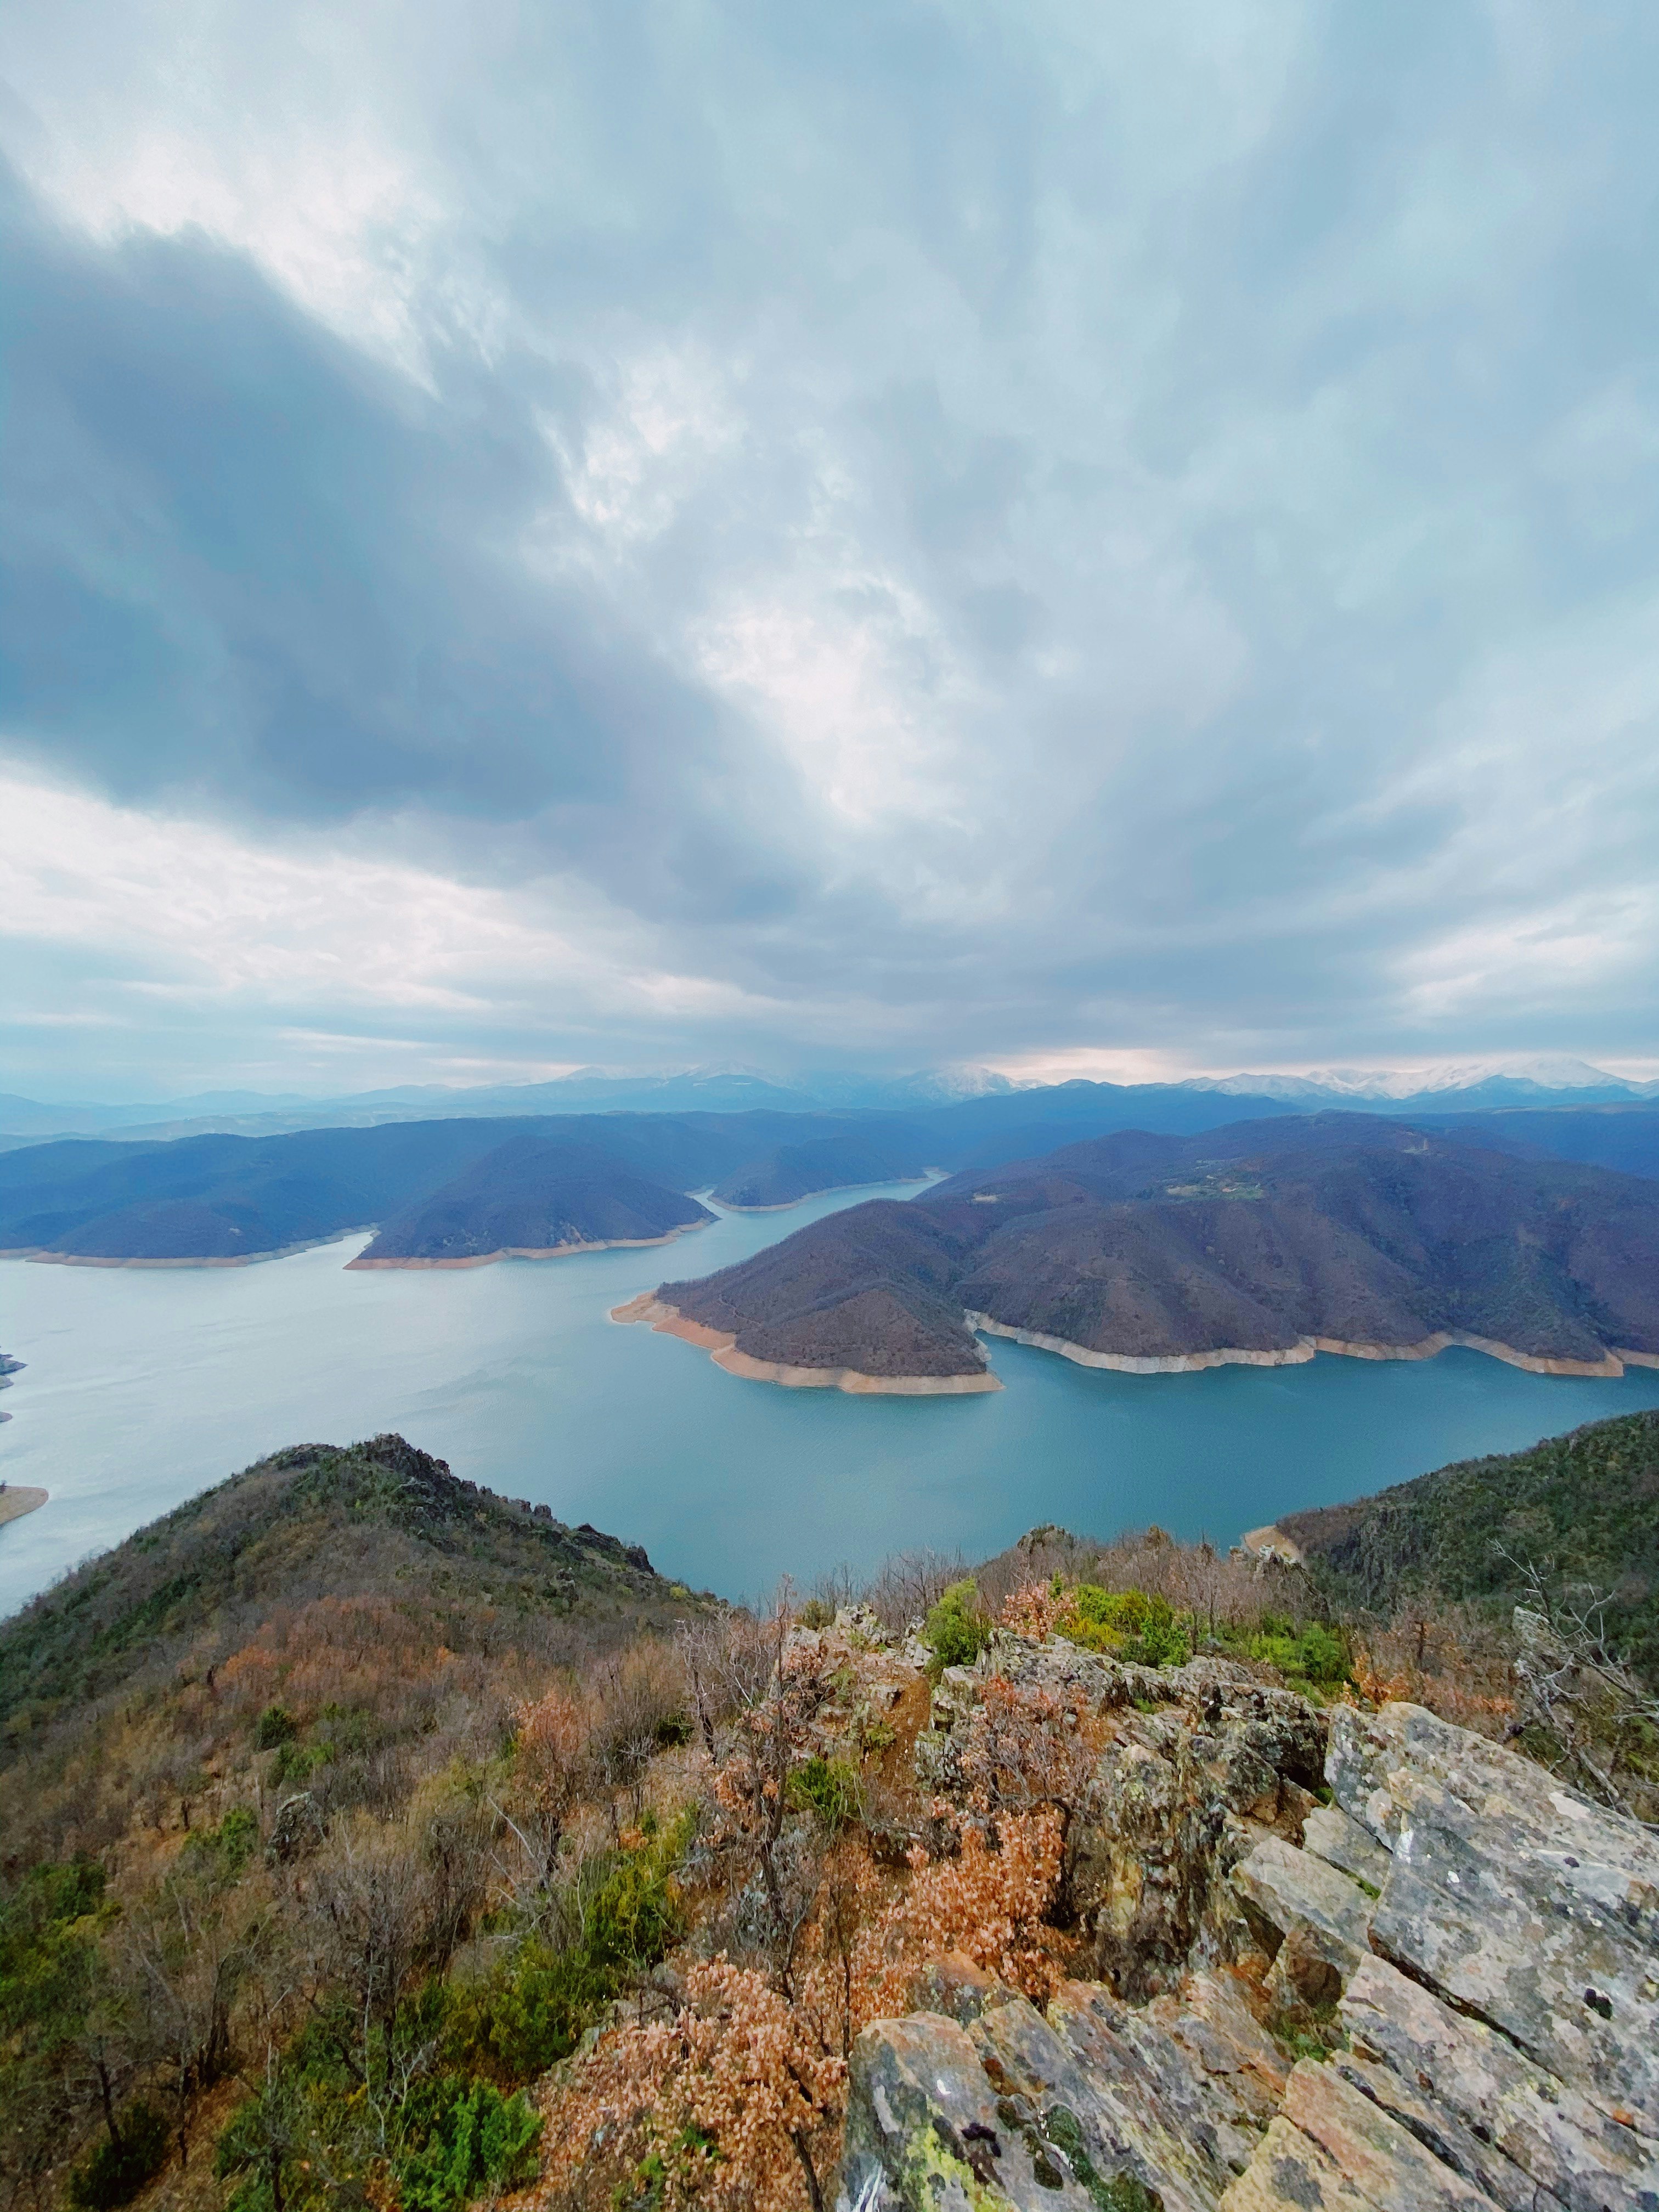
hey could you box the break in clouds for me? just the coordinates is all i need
[4,1,1659,1093]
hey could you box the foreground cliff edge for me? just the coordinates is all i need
[833,1651,1659,2212]
[5,1427,1656,2212]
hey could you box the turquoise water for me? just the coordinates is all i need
[5,1177,1659,1615]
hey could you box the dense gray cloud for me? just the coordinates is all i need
[3,1,1659,1094]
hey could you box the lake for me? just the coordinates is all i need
[5,1177,1659,1616]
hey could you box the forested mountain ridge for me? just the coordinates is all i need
[0,1113,932,1262]
[0,1432,695,1764]
[8,1097,1659,1265]
[648,1115,1659,1383]
[1278,1407,1659,1683]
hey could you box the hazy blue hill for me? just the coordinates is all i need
[0,1112,926,1260]
[354,1136,715,1261]
[9,1093,1657,1266]
[1426,1104,1659,1181]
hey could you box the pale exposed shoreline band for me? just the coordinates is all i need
[613,1287,1659,1392]
[3,1214,714,1273]
[346,1216,712,1270]
[0,1486,48,1529]
[609,1292,1002,1394]
[965,1311,1659,1380]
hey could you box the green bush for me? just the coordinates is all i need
[1249,1621,1350,1686]
[69,2103,170,2210]
[923,1580,991,1669]
[270,1740,331,1791]
[253,1705,296,1750]
[787,1754,862,1827]
[398,2078,541,2212]
[1058,1586,1190,1667]
[183,1804,260,1876]
[478,1819,689,2078]
[795,1598,836,1630]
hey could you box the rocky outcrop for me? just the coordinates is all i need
[837,1664,1659,2212]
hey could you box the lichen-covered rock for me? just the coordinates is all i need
[1300,1805,1390,1893]
[839,1970,1288,2212]
[1328,1703,1659,2135]
[1339,1955,1659,2212]
[836,2011,1098,2210]
[844,1690,1659,2212]
[1229,1834,1374,1993]
[919,1638,1327,1999]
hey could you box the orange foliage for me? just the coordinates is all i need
[543,1956,845,2212]
[998,1582,1064,1640]
[543,1810,1068,2210]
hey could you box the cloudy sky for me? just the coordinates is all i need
[4,2,1659,1099]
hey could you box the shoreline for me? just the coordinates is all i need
[717,1176,932,1214]
[346,1215,713,1271]
[966,1312,1655,1380]
[19,1230,374,1270]
[1241,1523,1305,1563]
[0,1486,48,1529]
[610,1292,1002,1395]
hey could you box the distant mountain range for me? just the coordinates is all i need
[3,1056,1655,1147]
[629,1114,1659,1391]
[0,1114,930,1265]
[8,1092,1659,1273]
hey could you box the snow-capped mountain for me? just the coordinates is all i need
[1188,1057,1656,1103]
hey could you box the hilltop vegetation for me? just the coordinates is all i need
[1,1414,1655,2212]
[1280,1408,1659,1684]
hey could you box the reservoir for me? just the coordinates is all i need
[5,1176,1659,1615]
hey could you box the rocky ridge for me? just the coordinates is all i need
[834,1637,1659,2212]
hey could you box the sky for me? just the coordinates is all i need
[4,2,1659,1100]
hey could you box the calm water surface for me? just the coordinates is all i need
[6,1178,1659,1614]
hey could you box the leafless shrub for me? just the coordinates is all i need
[1502,1554,1659,1825]
[861,1548,968,1635]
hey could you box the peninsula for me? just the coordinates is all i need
[346,1136,715,1267]
[619,1114,1659,1388]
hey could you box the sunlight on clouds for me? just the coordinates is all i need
[0,774,775,1036]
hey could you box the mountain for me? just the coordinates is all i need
[0,1111,938,1262]
[0,1432,693,1758]
[1276,1409,1659,1684]
[10,1086,1659,1265]
[348,1136,716,1266]
[1189,1057,1658,1108]
[18,1056,1655,1150]
[0,1094,1311,1262]
[634,1115,1659,1386]
[1421,1102,1659,1181]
